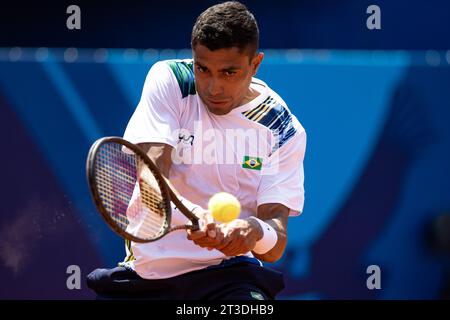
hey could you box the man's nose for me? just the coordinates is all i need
[207,78,223,96]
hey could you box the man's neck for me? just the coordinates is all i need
[240,86,261,106]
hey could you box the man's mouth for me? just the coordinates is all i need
[207,98,229,105]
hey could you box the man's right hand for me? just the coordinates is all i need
[187,209,224,250]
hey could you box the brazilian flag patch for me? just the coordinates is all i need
[243,156,263,170]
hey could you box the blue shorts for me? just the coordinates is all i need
[86,257,284,300]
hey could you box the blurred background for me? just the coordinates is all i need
[0,0,449,299]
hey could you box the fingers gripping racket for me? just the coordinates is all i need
[86,136,201,243]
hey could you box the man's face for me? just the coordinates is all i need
[192,44,263,115]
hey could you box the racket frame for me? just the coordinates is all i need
[86,136,200,243]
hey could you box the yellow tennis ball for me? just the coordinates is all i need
[208,192,241,223]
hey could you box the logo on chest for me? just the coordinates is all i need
[242,156,263,170]
[178,131,194,146]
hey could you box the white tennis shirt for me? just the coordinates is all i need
[122,59,306,279]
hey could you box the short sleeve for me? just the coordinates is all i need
[123,61,181,147]
[257,129,307,216]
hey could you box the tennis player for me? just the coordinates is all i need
[87,1,306,300]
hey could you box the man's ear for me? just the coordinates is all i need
[252,52,264,76]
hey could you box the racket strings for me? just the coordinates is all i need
[95,144,136,228]
[139,167,166,216]
[135,161,168,232]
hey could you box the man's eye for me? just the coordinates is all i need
[224,71,236,76]
[196,66,206,73]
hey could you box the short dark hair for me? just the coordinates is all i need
[191,1,259,56]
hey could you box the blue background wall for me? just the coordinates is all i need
[0,0,449,299]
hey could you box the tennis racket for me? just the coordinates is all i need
[86,136,202,243]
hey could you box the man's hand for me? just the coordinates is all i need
[187,213,264,257]
[186,209,220,248]
[213,218,263,256]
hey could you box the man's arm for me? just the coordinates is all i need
[137,142,194,200]
[138,142,214,232]
[137,143,173,178]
